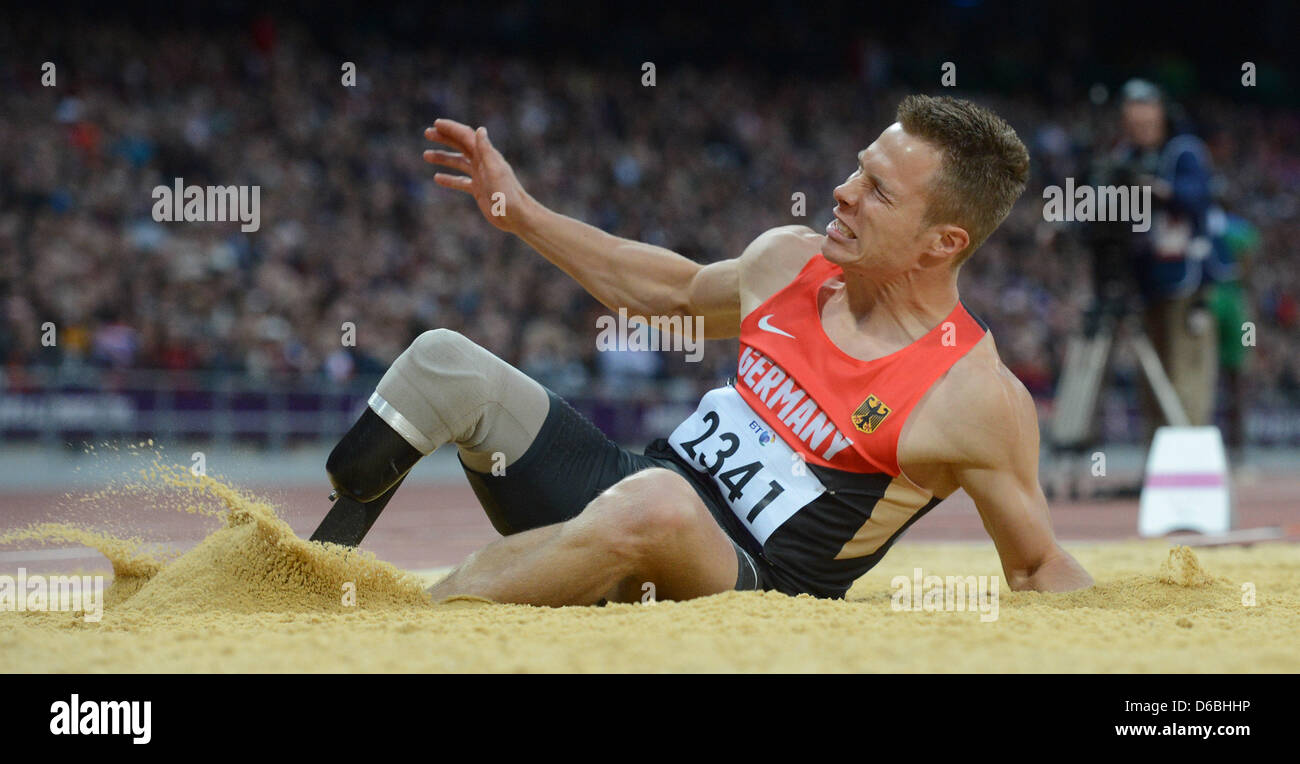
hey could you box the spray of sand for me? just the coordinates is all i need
[0,523,165,607]
[1,459,431,616]
[1157,545,1220,587]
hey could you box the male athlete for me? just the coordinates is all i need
[318,94,1094,604]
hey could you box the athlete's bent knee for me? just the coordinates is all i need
[581,469,707,563]
[393,327,505,406]
[408,327,477,361]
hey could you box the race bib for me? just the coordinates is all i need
[667,386,826,545]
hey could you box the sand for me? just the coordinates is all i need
[1,464,1297,673]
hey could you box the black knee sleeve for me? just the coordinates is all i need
[459,390,662,537]
[327,407,424,503]
[462,465,530,537]
[459,391,594,536]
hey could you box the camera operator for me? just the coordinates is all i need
[1089,79,1220,438]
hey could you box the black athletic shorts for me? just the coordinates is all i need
[459,389,773,592]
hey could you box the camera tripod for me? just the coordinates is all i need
[1047,304,1190,500]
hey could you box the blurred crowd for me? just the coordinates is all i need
[2,20,1297,411]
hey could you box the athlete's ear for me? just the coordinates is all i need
[920,224,969,268]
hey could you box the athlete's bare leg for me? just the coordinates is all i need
[428,468,740,606]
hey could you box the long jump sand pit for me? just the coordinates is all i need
[2,465,1296,673]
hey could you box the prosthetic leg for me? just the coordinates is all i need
[310,403,423,546]
[306,329,551,547]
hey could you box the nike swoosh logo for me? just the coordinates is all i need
[757,314,795,339]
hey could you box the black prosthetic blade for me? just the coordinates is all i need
[309,474,407,546]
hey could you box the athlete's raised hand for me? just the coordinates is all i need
[423,118,536,234]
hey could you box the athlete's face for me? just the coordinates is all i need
[824,123,952,275]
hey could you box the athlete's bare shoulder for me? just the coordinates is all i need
[737,225,823,317]
[900,332,1040,494]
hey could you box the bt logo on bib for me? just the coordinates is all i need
[748,420,774,446]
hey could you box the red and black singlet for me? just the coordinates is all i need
[650,254,989,597]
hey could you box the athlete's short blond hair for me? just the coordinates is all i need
[897,95,1030,266]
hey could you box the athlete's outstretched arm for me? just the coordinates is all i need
[948,366,1094,593]
[424,118,741,338]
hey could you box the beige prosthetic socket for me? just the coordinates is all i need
[369,329,551,473]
